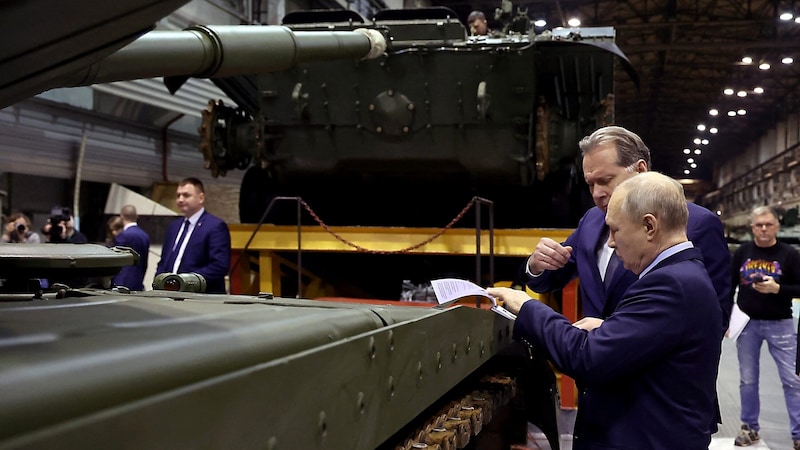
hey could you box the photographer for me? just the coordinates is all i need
[42,207,87,244]
[2,212,41,243]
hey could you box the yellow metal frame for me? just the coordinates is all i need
[229,225,573,295]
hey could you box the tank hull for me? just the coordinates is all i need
[0,290,559,449]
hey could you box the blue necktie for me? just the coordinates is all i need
[167,219,190,272]
[604,250,620,289]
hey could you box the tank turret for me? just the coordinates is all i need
[199,6,636,228]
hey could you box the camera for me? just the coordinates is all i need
[15,223,25,233]
[46,207,72,242]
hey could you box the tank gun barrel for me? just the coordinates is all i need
[59,25,387,88]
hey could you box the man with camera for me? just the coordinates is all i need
[42,207,87,244]
[2,212,41,243]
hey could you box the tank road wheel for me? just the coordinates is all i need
[198,99,255,178]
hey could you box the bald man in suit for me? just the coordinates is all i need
[112,204,150,290]
[491,172,722,449]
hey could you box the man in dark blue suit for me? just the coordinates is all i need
[155,178,231,294]
[490,172,723,449]
[524,125,731,327]
[112,205,150,290]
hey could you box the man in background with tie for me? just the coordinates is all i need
[523,125,731,326]
[155,177,231,294]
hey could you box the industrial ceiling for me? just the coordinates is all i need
[429,0,800,187]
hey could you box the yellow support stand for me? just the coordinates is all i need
[229,225,573,296]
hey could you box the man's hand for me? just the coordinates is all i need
[573,317,604,331]
[529,237,573,274]
[752,275,780,295]
[486,286,532,315]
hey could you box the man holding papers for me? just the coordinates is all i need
[729,206,800,448]
[488,172,722,450]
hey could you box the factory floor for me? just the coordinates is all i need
[527,326,798,450]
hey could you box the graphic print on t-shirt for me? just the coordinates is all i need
[739,258,781,285]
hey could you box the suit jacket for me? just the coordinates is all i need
[112,225,150,290]
[155,211,231,294]
[515,247,723,450]
[526,202,732,328]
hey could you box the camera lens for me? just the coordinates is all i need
[16,224,25,233]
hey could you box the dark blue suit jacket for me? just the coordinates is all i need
[112,225,150,290]
[156,211,231,294]
[526,202,732,328]
[515,247,723,449]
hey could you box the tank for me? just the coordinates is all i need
[0,244,561,450]
[200,5,636,229]
[0,4,630,447]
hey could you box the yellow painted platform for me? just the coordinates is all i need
[230,224,572,257]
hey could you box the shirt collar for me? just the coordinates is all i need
[639,241,694,278]
[186,208,205,225]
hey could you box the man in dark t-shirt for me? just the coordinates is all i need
[730,205,800,447]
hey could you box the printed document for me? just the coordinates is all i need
[430,278,517,320]
[726,302,749,340]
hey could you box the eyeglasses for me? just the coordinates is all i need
[751,223,777,229]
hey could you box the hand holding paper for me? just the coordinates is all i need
[430,278,517,320]
[485,286,531,315]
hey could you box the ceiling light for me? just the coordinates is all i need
[742,56,753,64]
[534,19,547,27]
[683,148,691,154]
[697,124,706,131]
[567,17,581,27]
[684,169,690,175]
[753,87,764,94]
[727,110,737,116]
[690,163,697,168]
[693,138,701,144]
[709,108,719,116]
[737,90,747,97]
[780,12,794,21]
[737,109,747,115]
[687,158,695,163]
[723,88,734,95]
[782,57,794,64]
[796,16,800,23]
[701,139,709,145]
[694,149,702,155]
[759,62,771,70]
[709,127,718,134]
